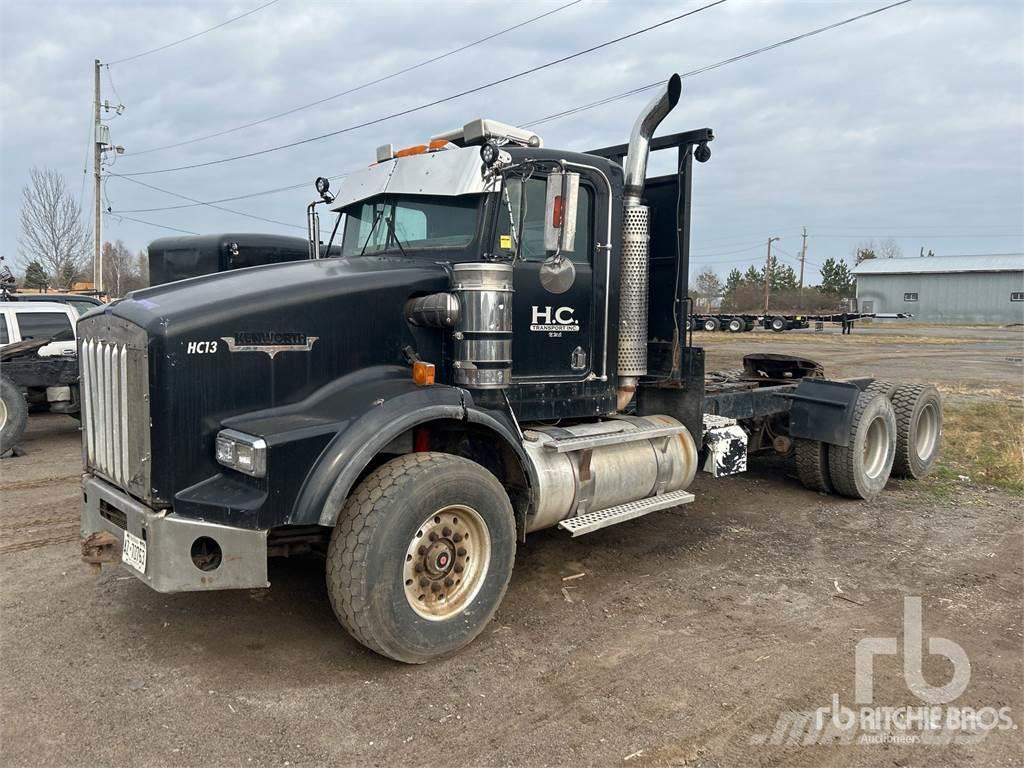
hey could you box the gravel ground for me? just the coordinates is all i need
[1,328,1021,767]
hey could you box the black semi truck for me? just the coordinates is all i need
[148,233,330,286]
[80,75,942,663]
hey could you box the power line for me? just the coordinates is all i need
[111,177,330,213]
[108,174,304,230]
[127,0,584,157]
[691,243,764,258]
[106,212,200,235]
[811,233,1022,238]
[114,0,729,177]
[109,0,918,227]
[525,0,914,127]
[79,103,94,211]
[107,0,283,66]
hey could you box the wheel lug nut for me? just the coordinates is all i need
[452,533,462,543]
[442,526,452,537]
[429,532,438,542]
[418,545,427,555]
[457,547,467,556]
[414,562,424,573]
[454,564,464,573]
[419,577,428,587]
[431,582,442,593]
[444,577,454,587]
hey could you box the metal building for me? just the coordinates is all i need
[854,254,1024,324]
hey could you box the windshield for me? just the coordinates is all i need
[340,195,480,257]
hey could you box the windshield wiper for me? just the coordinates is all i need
[358,206,386,257]
[385,215,409,259]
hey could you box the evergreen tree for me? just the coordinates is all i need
[23,260,49,289]
[724,267,743,293]
[820,257,855,296]
[772,263,798,291]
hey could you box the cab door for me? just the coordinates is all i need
[496,175,598,382]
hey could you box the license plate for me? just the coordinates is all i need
[122,530,147,574]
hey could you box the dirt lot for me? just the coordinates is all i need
[2,324,1022,767]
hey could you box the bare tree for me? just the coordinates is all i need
[879,237,902,259]
[18,168,90,289]
[93,241,149,297]
[692,268,724,312]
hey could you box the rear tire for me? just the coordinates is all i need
[891,384,942,479]
[326,452,516,664]
[770,317,786,332]
[828,392,897,500]
[795,439,833,494]
[703,318,720,332]
[865,379,899,399]
[0,377,28,456]
[727,317,744,333]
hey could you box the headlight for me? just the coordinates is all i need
[215,429,267,478]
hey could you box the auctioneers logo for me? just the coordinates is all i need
[752,597,1015,747]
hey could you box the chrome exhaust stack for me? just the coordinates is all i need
[616,74,682,410]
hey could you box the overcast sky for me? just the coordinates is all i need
[1,0,1022,283]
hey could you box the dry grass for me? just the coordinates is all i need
[931,399,1024,493]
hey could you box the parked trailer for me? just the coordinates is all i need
[80,75,943,663]
[688,312,883,332]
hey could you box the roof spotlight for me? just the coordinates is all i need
[695,142,711,163]
[480,141,511,169]
[480,141,499,167]
[315,176,333,201]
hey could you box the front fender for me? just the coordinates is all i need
[292,382,467,526]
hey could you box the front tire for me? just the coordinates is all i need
[326,452,516,664]
[0,377,28,456]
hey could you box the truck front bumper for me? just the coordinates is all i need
[81,475,269,592]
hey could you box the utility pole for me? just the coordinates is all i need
[93,59,103,294]
[763,236,780,315]
[799,226,808,306]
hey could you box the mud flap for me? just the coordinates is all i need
[785,378,860,447]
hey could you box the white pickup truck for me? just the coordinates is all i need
[0,301,81,454]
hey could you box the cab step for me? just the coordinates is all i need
[542,424,687,453]
[557,489,695,537]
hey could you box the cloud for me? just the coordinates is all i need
[1,0,1021,283]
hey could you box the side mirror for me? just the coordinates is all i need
[543,171,580,254]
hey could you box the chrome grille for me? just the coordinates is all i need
[78,315,150,501]
[81,339,130,487]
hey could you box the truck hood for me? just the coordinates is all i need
[90,255,451,507]
[110,255,450,334]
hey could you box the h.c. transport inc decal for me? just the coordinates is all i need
[530,305,579,335]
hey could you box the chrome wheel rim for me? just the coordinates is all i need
[863,416,890,479]
[0,398,7,432]
[915,402,939,460]
[403,504,490,621]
